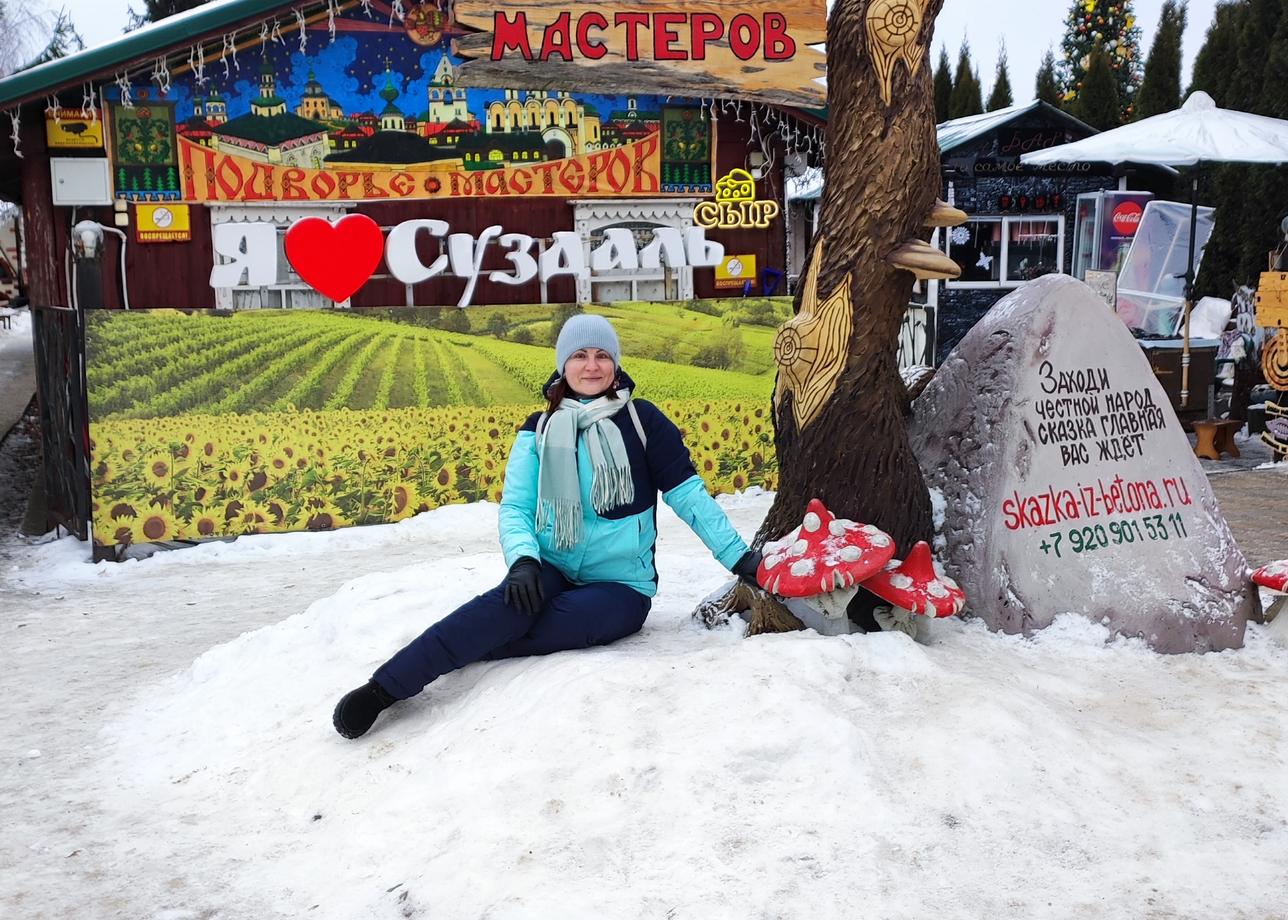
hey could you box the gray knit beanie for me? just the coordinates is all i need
[554,314,621,372]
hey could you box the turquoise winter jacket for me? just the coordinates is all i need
[498,383,749,598]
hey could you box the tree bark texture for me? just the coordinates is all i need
[755,0,944,556]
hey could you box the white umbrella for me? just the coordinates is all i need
[1021,91,1288,406]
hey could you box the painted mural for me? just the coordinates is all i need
[106,1,713,203]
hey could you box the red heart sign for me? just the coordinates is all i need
[284,214,384,303]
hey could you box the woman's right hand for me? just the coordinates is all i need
[503,556,545,615]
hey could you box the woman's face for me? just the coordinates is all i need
[563,348,616,396]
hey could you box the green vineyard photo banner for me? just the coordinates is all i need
[86,300,790,547]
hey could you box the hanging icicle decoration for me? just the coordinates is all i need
[389,0,407,25]
[46,94,61,124]
[8,109,22,159]
[220,33,239,79]
[151,56,172,95]
[295,9,309,55]
[327,0,339,43]
[81,82,98,121]
[359,0,375,17]
[115,72,134,108]
[189,42,208,87]
[270,18,286,46]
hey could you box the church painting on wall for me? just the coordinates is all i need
[106,0,714,203]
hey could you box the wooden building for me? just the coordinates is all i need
[0,0,816,316]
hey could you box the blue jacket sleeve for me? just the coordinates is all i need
[634,401,749,570]
[498,429,541,567]
[663,476,750,571]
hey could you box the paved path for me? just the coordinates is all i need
[1192,430,1288,568]
[0,309,34,439]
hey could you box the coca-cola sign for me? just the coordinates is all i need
[1111,201,1144,236]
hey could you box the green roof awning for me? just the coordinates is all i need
[0,0,300,110]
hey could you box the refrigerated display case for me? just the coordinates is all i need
[1071,190,1154,281]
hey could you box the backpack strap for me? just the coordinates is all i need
[627,401,647,448]
[535,411,549,441]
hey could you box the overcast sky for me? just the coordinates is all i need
[59,0,1219,101]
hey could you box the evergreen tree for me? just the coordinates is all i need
[1058,0,1144,123]
[1073,47,1122,129]
[987,44,1014,111]
[1260,0,1288,119]
[933,46,953,123]
[0,3,82,76]
[948,41,983,119]
[1187,1,1245,103]
[1133,0,1186,120]
[1193,0,1288,297]
[1225,0,1281,111]
[1035,49,1062,106]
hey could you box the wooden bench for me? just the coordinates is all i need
[1192,419,1243,460]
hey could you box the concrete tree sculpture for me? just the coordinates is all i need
[702,0,965,633]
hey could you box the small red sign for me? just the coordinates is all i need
[1111,201,1144,236]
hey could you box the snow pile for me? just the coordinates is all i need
[5,492,1288,918]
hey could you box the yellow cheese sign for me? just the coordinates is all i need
[45,109,104,148]
[694,168,780,229]
[715,254,757,289]
[135,204,192,243]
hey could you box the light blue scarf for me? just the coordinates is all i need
[536,389,634,550]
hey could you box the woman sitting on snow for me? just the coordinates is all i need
[333,314,762,739]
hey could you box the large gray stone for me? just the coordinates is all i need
[908,274,1258,653]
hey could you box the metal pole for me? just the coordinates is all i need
[1180,169,1199,408]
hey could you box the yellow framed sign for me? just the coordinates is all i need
[716,254,757,289]
[45,109,104,149]
[135,204,192,243]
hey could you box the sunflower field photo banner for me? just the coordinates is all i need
[85,301,788,549]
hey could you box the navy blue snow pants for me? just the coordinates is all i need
[372,561,652,700]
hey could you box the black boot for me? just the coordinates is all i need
[333,680,398,739]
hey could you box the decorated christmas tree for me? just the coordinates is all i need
[1057,0,1143,123]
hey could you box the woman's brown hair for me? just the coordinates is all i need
[544,372,621,415]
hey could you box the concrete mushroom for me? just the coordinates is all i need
[756,498,897,631]
[859,541,966,635]
[1251,560,1288,620]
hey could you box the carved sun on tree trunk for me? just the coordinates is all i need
[698,0,967,635]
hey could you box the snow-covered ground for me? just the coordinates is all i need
[3,491,1287,920]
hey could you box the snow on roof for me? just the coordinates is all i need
[933,100,1096,152]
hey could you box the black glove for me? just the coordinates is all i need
[503,556,545,615]
[731,549,763,586]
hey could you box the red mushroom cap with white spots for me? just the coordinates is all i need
[1252,560,1288,592]
[860,541,966,618]
[756,498,897,598]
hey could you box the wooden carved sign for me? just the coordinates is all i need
[1264,331,1288,390]
[865,0,929,107]
[773,240,853,432]
[1255,271,1288,329]
[451,0,827,107]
